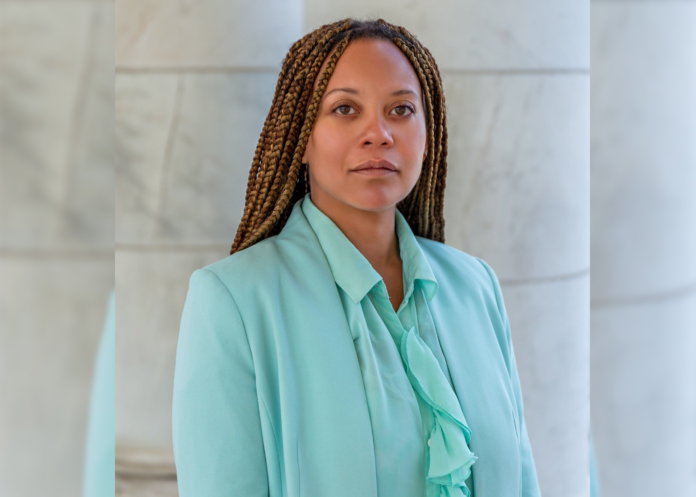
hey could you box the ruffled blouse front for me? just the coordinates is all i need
[301,193,477,497]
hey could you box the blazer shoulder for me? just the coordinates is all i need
[417,237,507,323]
[416,237,497,288]
[192,235,285,292]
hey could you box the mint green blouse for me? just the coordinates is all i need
[301,195,476,497]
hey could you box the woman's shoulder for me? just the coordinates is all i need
[415,236,503,293]
[416,238,511,348]
[188,235,285,295]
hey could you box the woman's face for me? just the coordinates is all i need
[302,38,428,213]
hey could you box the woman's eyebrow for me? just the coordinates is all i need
[391,89,418,97]
[323,87,419,97]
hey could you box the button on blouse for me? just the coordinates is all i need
[301,193,477,497]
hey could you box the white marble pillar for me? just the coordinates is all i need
[304,2,590,496]
[114,0,303,491]
[0,2,115,496]
[115,1,589,495]
[590,2,696,496]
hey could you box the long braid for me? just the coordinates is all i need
[256,34,343,224]
[234,20,351,249]
[391,37,436,235]
[251,34,353,245]
[231,18,449,254]
[392,26,448,241]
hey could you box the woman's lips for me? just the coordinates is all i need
[351,159,398,176]
[352,167,397,176]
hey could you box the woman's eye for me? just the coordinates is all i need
[334,105,356,115]
[391,105,415,116]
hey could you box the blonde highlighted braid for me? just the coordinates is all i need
[231,18,449,254]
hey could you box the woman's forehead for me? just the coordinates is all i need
[314,38,423,97]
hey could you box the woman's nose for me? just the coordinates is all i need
[361,112,394,147]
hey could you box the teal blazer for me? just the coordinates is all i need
[172,198,541,497]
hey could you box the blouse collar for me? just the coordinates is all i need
[300,192,438,305]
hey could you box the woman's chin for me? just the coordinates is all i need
[312,181,413,214]
[346,189,410,213]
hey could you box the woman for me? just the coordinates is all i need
[173,18,541,497]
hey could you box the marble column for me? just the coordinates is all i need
[590,2,696,496]
[115,0,303,493]
[0,2,115,496]
[304,2,590,496]
[115,0,590,495]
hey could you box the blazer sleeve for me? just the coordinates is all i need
[476,258,542,497]
[172,268,269,496]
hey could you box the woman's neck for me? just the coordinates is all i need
[309,190,401,271]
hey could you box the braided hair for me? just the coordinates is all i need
[231,18,449,254]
